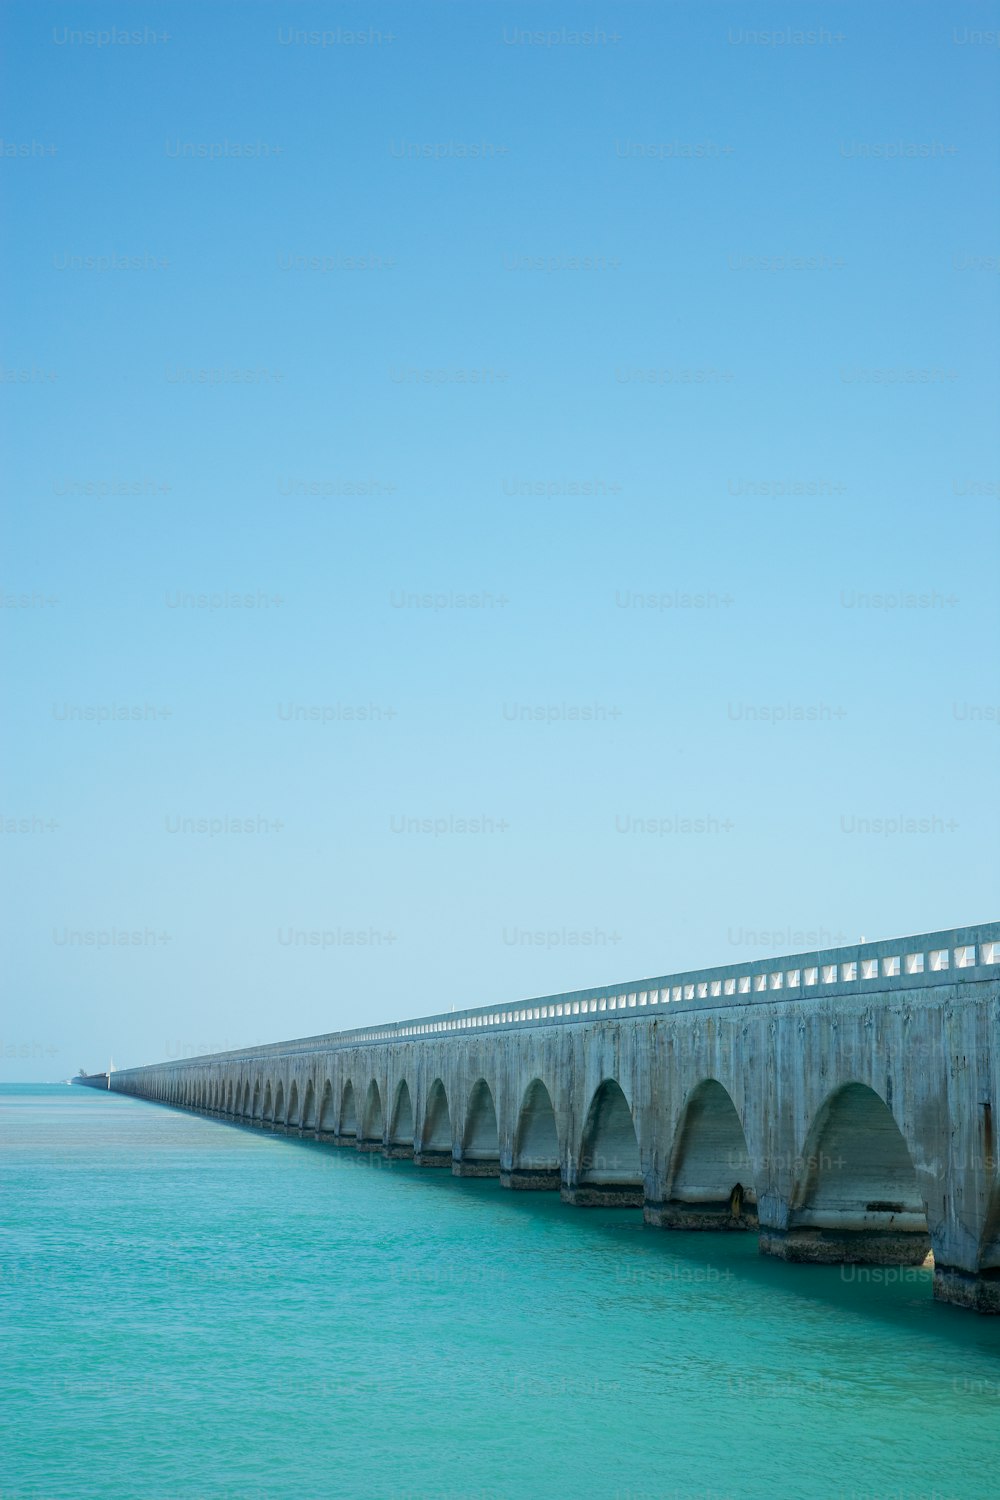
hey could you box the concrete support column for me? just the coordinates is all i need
[933,1266,1000,1313]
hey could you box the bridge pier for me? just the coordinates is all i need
[382,1143,414,1160]
[413,1150,452,1169]
[499,1168,561,1191]
[644,1193,758,1232]
[561,1183,644,1209]
[933,1266,1000,1313]
[759,1224,931,1266]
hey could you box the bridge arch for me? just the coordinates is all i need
[241,1080,251,1117]
[318,1079,335,1135]
[782,1082,930,1265]
[360,1080,384,1145]
[273,1081,285,1127]
[418,1078,453,1165]
[339,1080,358,1139]
[572,1078,643,1206]
[301,1078,316,1131]
[225,1080,234,1114]
[654,1079,756,1230]
[262,1081,274,1123]
[510,1078,561,1188]
[458,1079,500,1176]
[388,1080,415,1155]
[286,1080,300,1128]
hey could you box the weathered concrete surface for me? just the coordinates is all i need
[499,1168,561,1192]
[92,924,1000,1314]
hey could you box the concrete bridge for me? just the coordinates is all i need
[93,923,1000,1314]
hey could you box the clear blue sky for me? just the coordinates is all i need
[3,2,998,1078]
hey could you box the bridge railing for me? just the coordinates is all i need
[120,923,1000,1074]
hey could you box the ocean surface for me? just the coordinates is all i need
[2,1084,999,1500]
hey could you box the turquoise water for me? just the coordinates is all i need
[3,1086,999,1500]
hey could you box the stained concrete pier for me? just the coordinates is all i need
[89,923,1000,1313]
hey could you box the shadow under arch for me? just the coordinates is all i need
[649,1078,757,1232]
[457,1079,500,1178]
[770,1081,930,1265]
[417,1078,452,1167]
[262,1081,274,1123]
[301,1078,316,1131]
[569,1078,643,1207]
[358,1079,385,1152]
[387,1080,415,1158]
[317,1078,335,1137]
[286,1080,300,1128]
[273,1081,285,1128]
[339,1079,358,1140]
[504,1077,561,1190]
